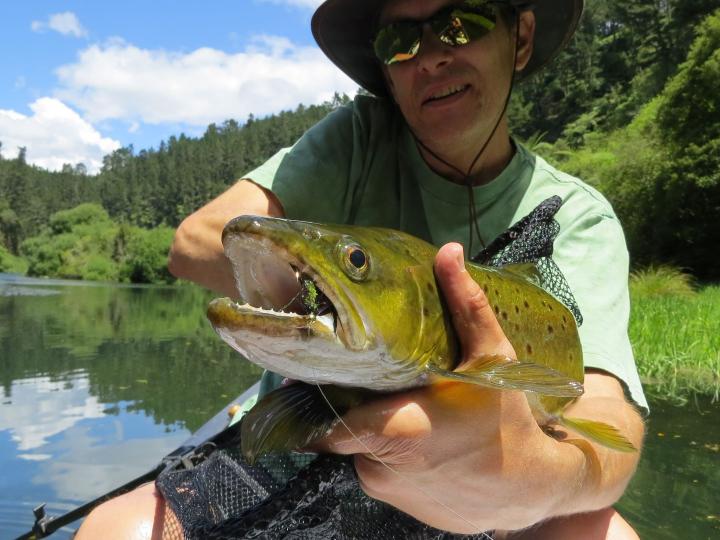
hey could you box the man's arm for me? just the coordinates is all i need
[168,179,284,296]
[315,243,645,534]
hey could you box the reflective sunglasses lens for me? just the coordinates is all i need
[374,23,421,65]
[435,7,497,47]
[373,2,497,65]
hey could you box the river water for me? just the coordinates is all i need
[1,275,718,539]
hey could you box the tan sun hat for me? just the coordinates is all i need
[312,0,584,96]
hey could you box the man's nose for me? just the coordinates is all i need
[415,25,453,73]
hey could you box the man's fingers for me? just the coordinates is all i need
[434,243,515,363]
[312,393,431,457]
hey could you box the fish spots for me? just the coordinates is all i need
[526,343,533,355]
[422,307,430,317]
[501,311,508,321]
[547,325,554,335]
[426,282,435,294]
[514,323,521,332]
[494,289,500,298]
[482,284,489,294]
[523,300,530,309]
[494,305,500,316]
[514,305,520,315]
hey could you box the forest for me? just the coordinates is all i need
[1,0,719,283]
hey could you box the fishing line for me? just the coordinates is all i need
[313,382,484,533]
[278,270,312,314]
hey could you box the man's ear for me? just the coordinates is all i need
[515,10,535,72]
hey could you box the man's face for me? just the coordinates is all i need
[379,0,534,150]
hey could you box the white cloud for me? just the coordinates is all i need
[0,98,120,173]
[31,12,88,38]
[54,35,358,127]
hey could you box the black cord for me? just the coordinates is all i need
[411,9,522,256]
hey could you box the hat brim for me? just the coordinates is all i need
[312,0,584,96]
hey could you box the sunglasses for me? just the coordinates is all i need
[373,1,499,66]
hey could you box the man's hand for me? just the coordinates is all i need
[313,243,607,533]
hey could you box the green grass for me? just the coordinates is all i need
[629,268,719,402]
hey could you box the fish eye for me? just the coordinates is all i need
[337,240,370,281]
[348,248,366,269]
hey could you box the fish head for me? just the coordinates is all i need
[207,216,456,390]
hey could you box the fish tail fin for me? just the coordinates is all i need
[428,354,584,398]
[558,415,637,452]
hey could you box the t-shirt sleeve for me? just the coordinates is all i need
[554,212,649,414]
[242,103,367,223]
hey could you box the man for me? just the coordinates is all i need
[78,0,645,537]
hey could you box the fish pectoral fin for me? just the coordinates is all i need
[558,415,637,452]
[241,383,366,464]
[428,354,584,398]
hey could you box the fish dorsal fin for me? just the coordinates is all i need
[501,262,542,284]
[241,383,367,464]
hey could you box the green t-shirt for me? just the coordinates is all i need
[245,95,648,412]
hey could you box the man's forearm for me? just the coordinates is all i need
[168,179,284,295]
[547,371,645,519]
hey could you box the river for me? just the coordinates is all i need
[1,275,718,539]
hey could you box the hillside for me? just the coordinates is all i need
[2,1,719,282]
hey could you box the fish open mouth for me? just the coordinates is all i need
[219,233,342,338]
[294,268,334,318]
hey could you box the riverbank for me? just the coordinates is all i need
[630,282,719,402]
[3,270,717,403]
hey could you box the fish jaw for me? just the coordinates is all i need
[207,297,380,386]
[211,215,424,389]
[222,217,370,352]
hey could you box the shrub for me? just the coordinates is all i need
[118,226,175,284]
[49,203,111,234]
[630,266,696,299]
[0,244,28,274]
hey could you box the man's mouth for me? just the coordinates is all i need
[424,84,470,104]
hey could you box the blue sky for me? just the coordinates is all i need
[0,1,358,172]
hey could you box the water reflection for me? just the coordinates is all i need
[0,276,262,538]
[0,275,718,538]
[618,397,720,539]
[0,373,104,455]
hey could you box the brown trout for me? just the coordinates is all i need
[207,216,636,462]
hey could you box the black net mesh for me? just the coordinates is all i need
[472,196,583,326]
[157,445,493,540]
[155,196,581,539]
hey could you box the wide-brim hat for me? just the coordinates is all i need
[312,0,584,96]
